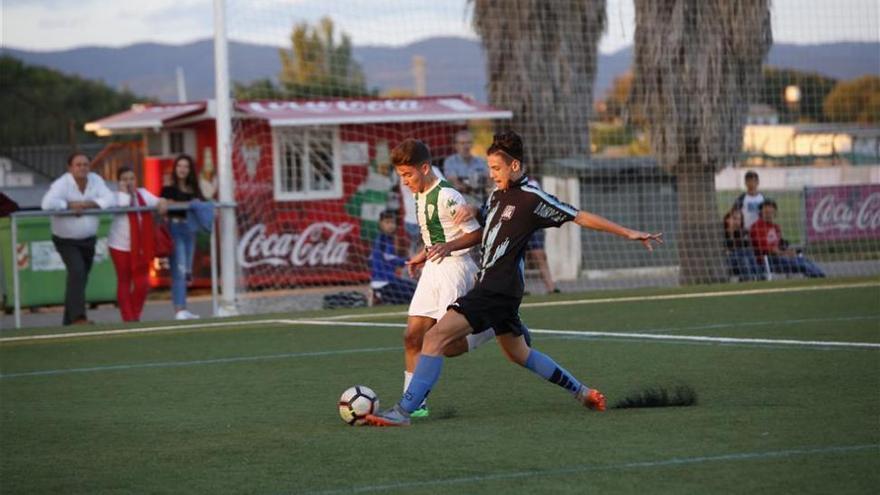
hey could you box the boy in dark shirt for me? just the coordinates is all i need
[723,208,761,280]
[370,211,416,305]
[365,131,663,426]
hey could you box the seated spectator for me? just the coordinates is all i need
[723,207,761,281]
[370,211,416,305]
[750,200,825,278]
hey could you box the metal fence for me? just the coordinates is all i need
[7,203,235,329]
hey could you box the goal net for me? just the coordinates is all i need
[218,0,879,314]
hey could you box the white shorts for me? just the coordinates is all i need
[408,255,478,320]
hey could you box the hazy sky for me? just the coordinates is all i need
[2,0,878,53]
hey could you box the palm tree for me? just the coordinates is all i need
[471,0,606,168]
[631,0,772,284]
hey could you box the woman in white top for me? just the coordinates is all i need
[41,152,115,325]
[108,167,167,322]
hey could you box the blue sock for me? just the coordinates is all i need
[524,349,584,396]
[400,355,444,413]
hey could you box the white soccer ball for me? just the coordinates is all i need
[338,385,379,426]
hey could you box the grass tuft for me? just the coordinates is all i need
[612,384,698,409]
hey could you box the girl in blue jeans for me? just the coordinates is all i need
[161,154,204,320]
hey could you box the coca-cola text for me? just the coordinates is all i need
[237,222,353,268]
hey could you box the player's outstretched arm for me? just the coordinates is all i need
[573,211,663,251]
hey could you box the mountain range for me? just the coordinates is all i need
[3,37,878,103]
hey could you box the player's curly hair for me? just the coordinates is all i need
[487,130,524,163]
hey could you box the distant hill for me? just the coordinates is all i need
[4,38,878,103]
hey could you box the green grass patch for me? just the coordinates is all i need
[1,281,878,493]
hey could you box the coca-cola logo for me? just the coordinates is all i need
[237,222,353,268]
[811,192,880,234]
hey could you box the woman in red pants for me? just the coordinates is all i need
[108,167,167,322]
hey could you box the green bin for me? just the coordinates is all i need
[0,216,118,310]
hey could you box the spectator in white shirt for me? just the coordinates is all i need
[108,167,167,322]
[41,152,115,325]
[732,170,765,231]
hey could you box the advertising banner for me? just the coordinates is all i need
[805,184,880,242]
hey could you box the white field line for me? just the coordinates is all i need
[280,319,880,349]
[302,444,880,495]
[3,312,877,349]
[0,346,399,379]
[2,317,876,377]
[527,329,880,349]
[0,319,292,344]
[317,281,880,320]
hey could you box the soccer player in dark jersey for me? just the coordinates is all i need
[365,131,663,427]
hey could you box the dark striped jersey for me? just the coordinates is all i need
[477,175,578,297]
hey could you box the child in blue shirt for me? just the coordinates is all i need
[370,211,416,305]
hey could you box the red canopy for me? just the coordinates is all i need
[85,96,511,135]
[84,102,207,135]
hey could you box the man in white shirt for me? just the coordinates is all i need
[732,170,765,231]
[41,152,115,325]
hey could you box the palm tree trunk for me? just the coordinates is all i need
[675,151,727,284]
[472,0,606,168]
[632,0,772,285]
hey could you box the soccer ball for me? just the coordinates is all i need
[338,385,379,425]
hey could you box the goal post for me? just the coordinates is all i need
[213,0,238,316]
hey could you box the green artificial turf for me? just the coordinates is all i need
[1,279,878,494]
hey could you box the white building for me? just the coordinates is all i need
[743,123,880,165]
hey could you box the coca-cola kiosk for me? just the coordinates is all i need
[86,96,511,290]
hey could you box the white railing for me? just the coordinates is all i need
[8,202,236,329]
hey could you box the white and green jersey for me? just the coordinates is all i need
[415,178,481,256]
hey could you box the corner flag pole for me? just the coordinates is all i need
[213,0,238,315]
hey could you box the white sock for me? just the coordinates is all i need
[467,329,496,351]
[403,370,413,393]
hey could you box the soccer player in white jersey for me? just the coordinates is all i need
[391,138,495,418]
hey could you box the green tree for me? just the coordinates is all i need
[0,56,145,147]
[632,0,772,284]
[472,0,606,168]
[234,17,371,100]
[233,78,286,100]
[279,17,369,98]
[598,71,641,124]
[823,75,880,123]
[759,67,837,122]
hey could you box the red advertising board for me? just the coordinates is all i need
[805,184,880,242]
